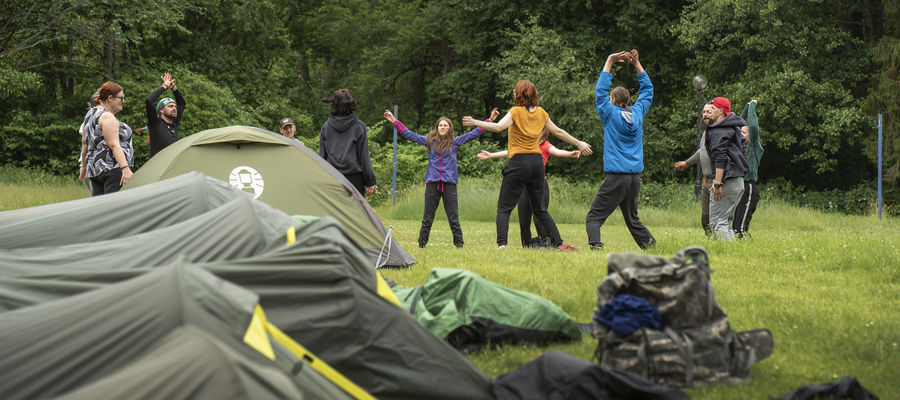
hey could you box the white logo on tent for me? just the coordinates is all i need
[229,166,264,199]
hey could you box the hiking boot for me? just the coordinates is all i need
[556,244,578,251]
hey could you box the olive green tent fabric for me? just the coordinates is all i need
[392,268,582,351]
[0,218,495,400]
[124,126,414,267]
[0,195,294,278]
[0,263,355,400]
[57,327,307,400]
[0,172,239,249]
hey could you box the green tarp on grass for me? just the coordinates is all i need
[392,268,582,351]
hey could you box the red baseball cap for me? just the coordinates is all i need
[708,97,731,115]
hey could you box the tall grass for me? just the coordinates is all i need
[3,168,898,399]
[0,167,88,211]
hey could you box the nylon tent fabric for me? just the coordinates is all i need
[0,263,357,400]
[123,126,414,267]
[392,267,582,351]
[491,351,690,400]
[0,218,495,400]
[0,172,237,248]
[57,327,307,400]
[0,195,294,278]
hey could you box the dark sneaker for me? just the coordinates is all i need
[557,244,578,251]
[418,243,426,249]
[590,244,603,251]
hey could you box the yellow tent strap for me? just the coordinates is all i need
[286,225,296,245]
[243,305,276,360]
[265,321,375,400]
[376,271,402,307]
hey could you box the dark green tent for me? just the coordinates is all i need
[392,268,582,351]
[0,180,494,400]
[57,327,307,400]
[124,126,415,267]
[0,263,359,400]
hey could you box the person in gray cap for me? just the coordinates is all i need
[279,117,297,140]
[146,72,185,157]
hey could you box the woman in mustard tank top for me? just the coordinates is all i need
[463,80,592,250]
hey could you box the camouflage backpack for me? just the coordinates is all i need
[592,246,773,387]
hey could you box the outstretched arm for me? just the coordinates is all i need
[547,145,580,159]
[545,118,592,156]
[628,49,644,74]
[384,110,426,146]
[477,149,508,160]
[462,111,511,132]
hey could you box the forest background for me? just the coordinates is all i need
[1,0,897,212]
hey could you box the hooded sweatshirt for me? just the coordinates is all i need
[704,112,749,182]
[319,114,376,187]
[595,71,653,174]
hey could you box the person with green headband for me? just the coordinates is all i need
[145,72,186,157]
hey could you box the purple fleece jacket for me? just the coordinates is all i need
[392,120,486,184]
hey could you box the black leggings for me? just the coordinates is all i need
[496,154,562,247]
[517,178,550,247]
[419,182,463,247]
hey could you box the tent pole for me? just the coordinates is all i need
[392,105,398,206]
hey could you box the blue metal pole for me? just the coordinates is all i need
[392,105,398,206]
[878,113,882,220]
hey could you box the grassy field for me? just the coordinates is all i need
[2,170,898,399]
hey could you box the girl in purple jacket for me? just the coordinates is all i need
[383,108,499,248]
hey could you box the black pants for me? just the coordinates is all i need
[497,154,562,247]
[585,173,655,249]
[518,178,550,247]
[89,168,123,196]
[420,182,463,247]
[732,180,760,237]
[344,172,366,196]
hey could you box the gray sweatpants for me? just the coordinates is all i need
[709,177,744,240]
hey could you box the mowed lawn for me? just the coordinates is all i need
[2,172,898,399]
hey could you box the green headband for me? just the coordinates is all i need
[156,98,175,113]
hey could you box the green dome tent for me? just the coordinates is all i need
[0,263,364,400]
[124,126,414,267]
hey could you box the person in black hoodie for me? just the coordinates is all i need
[320,89,377,197]
[703,97,749,240]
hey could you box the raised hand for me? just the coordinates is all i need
[383,109,395,123]
[489,107,500,122]
[461,116,475,126]
[629,49,639,64]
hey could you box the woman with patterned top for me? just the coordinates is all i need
[462,80,592,250]
[383,108,499,248]
[81,81,134,196]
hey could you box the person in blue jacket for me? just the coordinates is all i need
[383,108,499,248]
[586,50,656,250]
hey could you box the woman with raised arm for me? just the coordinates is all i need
[585,50,656,250]
[477,128,581,248]
[384,108,499,248]
[463,81,592,250]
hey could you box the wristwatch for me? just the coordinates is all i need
[713,182,723,188]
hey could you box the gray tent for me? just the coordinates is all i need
[0,172,413,267]
[0,182,494,399]
[0,263,358,400]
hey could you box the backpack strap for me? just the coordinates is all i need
[663,327,694,385]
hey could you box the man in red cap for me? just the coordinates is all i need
[702,96,749,240]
